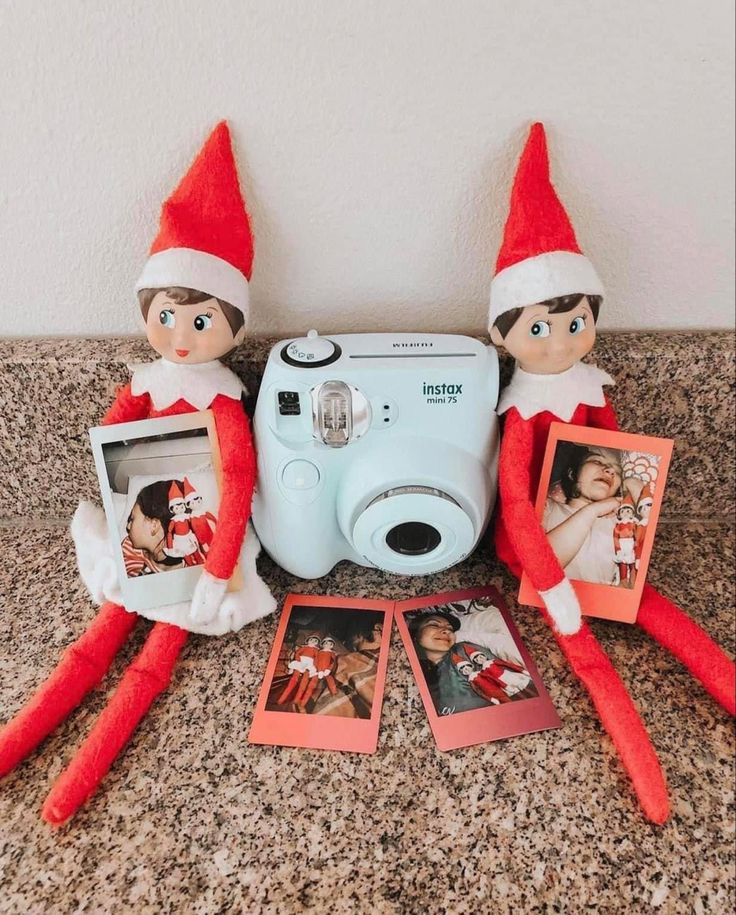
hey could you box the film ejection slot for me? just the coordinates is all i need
[311,381,372,448]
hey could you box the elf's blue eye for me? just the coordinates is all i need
[159,309,176,328]
[529,321,551,338]
[569,316,586,335]
[193,313,213,332]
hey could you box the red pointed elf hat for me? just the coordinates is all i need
[489,123,604,325]
[135,121,253,317]
[182,477,197,498]
[168,481,184,504]
[637,482,654,508]
[617,494,636,517]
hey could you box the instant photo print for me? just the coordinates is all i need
[395,586,560,751]
[519,423,674,623]
[249,594,394,754]
[89,410,237,612]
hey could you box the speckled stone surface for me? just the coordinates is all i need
[0,331,734,912]
[0,520,733,913]
[0,332,734,522]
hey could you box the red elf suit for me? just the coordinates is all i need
[634,483,654,570]
[184,477,217,555]
[491,123,735,824]
[464,645,532,698]
[277,637,321,705]
[451,653,508,704]
[166,481,204,566]
[298,638,339,706]
[613,495,637,583]
[0,122,276,825]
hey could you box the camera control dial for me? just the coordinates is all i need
[281,329,341,368]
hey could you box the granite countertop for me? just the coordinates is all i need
[0,331,734,913]
[0,520,733,913]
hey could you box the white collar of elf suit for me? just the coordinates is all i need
[496,360,614,422]
[129,358,244,411]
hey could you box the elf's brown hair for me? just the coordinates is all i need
[138,287,244,336]
[493,294,602,339]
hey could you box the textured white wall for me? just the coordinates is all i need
[0,0,733,338]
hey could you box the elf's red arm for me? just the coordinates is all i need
[588,395,734,715]
[499,408,584,632]
[203,394,256,581]
[101,383,151,426]
[587,395,620,432]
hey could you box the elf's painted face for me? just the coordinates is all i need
[321,638,335,651]
[186,494,203,512]
[306,636,321,648]
[472,652,489,666]
[145,290,243,364]
[638,502,652,522]
[456,661,474,679]
[126,503,166,559]
[490,297,596,375]
[617,506,635,521]
[170,500,187,516]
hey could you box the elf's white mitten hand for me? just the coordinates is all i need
[539,578,582,635]
[191,570,228,624]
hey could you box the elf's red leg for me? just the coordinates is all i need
[0,603,137,778]
[41,621,188,825]
[277,672,302,704]
[550,617,670,824]
[324,674,338,696]
[298,675,320,707]
[637,584,735,716]
[293,671,312,704]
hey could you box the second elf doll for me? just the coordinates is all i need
[489,123,735,823]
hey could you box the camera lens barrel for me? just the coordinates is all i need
[385,521,442,556]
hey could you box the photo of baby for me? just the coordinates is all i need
[122,476,217,578]
[543,442,660,589]
[405,595,538,717]
[266,605,387,719]
[99,426,220,580]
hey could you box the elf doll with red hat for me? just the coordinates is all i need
[0,121,276,824]
[166,480,204,566]
[634,483,654,571]
[450,653,506,705]
[183,476,217,556]
[612,495,637,587]
[489,123,735,823]
[277,635,322,706]
[297,635,339,708]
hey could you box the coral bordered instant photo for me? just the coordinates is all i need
[395,587,560,751]
[249,594,393,754]
[89,410,239,612]
[519,423,673,623]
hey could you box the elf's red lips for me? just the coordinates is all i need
[176,349,190,357]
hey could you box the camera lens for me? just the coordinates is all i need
[385,522,441,556]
